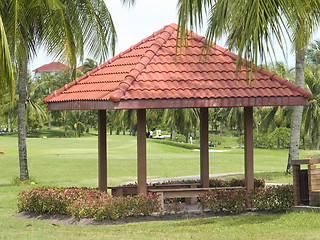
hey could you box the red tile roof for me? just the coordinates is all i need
[76,66,83,71]
[44,23,311,110]
[33,62,68,72]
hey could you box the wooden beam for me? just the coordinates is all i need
[137,109,147,194]
[200,107,209,188]
[98,110,107,191]
[244,107,254,193]
[292,158,320,165]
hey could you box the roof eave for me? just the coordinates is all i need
[46,96,308,110]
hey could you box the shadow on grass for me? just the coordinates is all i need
[27,129,98,138]
[220,171,292,184]
[169,211,284,227]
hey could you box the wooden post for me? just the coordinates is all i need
[244,107,254,194]
[137,109,147,194]
[200,107,209,188]
[98,110,107,191]
[293,165,301,205]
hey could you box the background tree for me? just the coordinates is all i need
[225,108,243,148]
[0,14,14,99]
[1,0,134,181]
[81,58,98,74]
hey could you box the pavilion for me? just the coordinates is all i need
[44,23,311,195]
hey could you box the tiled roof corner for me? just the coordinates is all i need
[257,66,312,99]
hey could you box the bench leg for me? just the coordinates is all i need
[112,188,123,197]
[185,185,198,205]
[185,197,197,205]
[157,192,164,211]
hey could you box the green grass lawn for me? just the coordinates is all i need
[0,133,320,239]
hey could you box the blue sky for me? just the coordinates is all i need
[30,0,297,71]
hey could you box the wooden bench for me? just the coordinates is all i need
[148,187,246,210]
[108,183,200,197]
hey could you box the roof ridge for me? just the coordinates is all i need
[109,24,176,102]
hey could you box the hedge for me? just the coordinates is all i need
[199,185,294,214]
[124,178,265,188]
[17,187,159,220]
[17,185,294,220]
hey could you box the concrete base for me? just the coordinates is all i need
[292,205,320,213]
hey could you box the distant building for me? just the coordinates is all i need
[33,62,69,79]
[76,65,83,72]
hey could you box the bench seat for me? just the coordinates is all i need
[108,183,200,197]
[148,186,246,210]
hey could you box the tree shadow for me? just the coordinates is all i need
[169,211,284,227]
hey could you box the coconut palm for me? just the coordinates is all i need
[306,40,320,150]
[302,63,320,150]
[162,108,199,143]
[177,0,320,172]
[1,0,134,181]
[225,107,244,148]
[0,14,14,99]
[307,40,320,66]
[81,58,98,74]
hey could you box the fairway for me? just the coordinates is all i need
[0,134,309,186]
[1,134,320,239]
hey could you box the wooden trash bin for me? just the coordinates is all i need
[292,158,320,206]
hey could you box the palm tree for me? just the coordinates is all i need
[302,63,320,150]
[81,58,98,74]
[225,107,244,148]
[177,0,320,172]
[162,108,199,143]
[0,14,14,99]
[307,40,320,65]
[1,0,134,181]
[306,41,320,150]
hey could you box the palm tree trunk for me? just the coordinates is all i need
[238,126,242,148]
[220,118,224,137]
[170,128,174,141]
[48,113,52,130]
[8,114,13,132]
[316,127,320,150]
[18,55,29,181]
[309,109,313,150]
[287,48,305,173]
[238,117,242,148]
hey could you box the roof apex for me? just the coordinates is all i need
[109,24,176,102]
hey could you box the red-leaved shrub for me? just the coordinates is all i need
[17,187,159,220]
